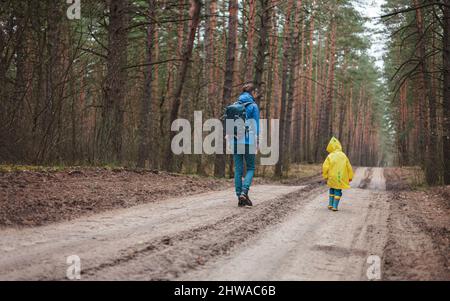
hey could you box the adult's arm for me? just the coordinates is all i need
[251,103,260,137]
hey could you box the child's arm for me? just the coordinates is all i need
[346,157,354,182]
[322,156,330,180]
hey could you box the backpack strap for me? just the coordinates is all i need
[237,101,253,108]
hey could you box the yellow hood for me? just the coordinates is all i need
[326,137,342,153]
[322,136,353,190]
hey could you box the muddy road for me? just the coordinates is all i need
[182,168,389,281]
[0,167,448,280]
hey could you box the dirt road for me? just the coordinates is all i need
[183,168,389,280]
[0,168,403,280]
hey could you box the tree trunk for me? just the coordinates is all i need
[253,0,272,106]
[304,6,315,162]
[274,0,294,177]
[214,0,238,178]
[271,7,281,119]
[165,0,202,172]
[99,0,129,163]
[312,29,322,154]
[245,0,257,81]
[443,0,450,184]
[414,2,440,184]
[137,0,156,168]
[205,0,218,115]
[297,16,306,162]
[264,3,278,121]
[285,0,303,166]
[314,18,336,161]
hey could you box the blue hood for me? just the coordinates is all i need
[230,92,260,146]
[238,92,255,104]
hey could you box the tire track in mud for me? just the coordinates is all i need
[79,183,324,280]
[181,167,390,281]
[0,184,307,280]
[382,192,450,280]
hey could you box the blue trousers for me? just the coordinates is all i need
[329,188,342,209]
[233,144,256,197]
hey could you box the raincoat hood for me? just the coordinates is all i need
[322,136,353,190]
[230,91,260,146]
[326,137,342,153]
[238,92,255,104]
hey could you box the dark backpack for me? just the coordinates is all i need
[222,101,252,139]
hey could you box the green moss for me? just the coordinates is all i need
[0,165,68,173]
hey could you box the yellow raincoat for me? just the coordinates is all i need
[322,137,354,190]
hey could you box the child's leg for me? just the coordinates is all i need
[328,188,335,208]
[333,189,342,210]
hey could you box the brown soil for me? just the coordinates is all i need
[0,165,321,228]
[383,168,450,280]
[0,184,311,280]
[0,168,233,228]
[183,168,390,281]
[383,167,424,191]
[81,184,323,280]
[0,166,447,280]
[0,168,385,281]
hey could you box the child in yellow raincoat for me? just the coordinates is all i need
[322,137,354,211]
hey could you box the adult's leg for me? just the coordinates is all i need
[242,147,256,195]
[233,154,244,197]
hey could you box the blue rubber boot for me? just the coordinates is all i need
[328,189,334,210]
[332,198,340,211]
[328,196,334,209]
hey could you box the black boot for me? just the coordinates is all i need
[239,193,253,207]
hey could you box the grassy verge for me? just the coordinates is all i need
[384,166,426,190]
[0,163,322,181]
